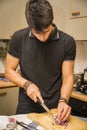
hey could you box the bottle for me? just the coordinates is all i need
[6,117,17,130]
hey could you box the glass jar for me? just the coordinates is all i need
[6,118,17,130]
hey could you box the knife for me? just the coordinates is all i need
[37,98,54,121]
[16,120,39,130]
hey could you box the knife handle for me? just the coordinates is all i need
[37,97,41,104]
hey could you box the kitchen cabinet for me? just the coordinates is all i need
[0,87,19,115]
[69,0,87,40]
[19,0,28,29]
[70,0,87,18]
[70,18,87,40]
[0,0,19,39]
[0,0,28,39]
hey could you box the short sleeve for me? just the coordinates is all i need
[64,37,76,61]
[8,31,21,58]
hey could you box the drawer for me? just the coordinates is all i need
[0,87,19,115]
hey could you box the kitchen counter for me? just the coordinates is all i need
[0,80,17,89]
[0,80,18,96]
[0,80,87,102]
[0,73,17,88]
[71,91,87,102]
[0,109,87,130]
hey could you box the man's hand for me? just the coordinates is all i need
[26,83,44,104]
[57,102,71,122]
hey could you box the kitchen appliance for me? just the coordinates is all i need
[75,83,87,94]
[70,71,87,117]
[73,71,87,94]
[74,72,84,88]
[69,97,87,117]
[37,98,55,122]
[84,68,87,82]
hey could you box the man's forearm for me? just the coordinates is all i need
[5,69,27,88]
[60,75,74,103]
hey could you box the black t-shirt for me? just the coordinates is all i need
[8,24,76,113]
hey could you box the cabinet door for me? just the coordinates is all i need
[0,0,19,39]
[70,0,87,18]
[0,87,19,115]
[70,18,87,40]
[20,0,28,29]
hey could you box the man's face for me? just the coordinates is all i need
[31,25,54,42]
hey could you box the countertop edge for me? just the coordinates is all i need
[0,80,87,102]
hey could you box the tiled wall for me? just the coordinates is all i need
[74,41,87,73]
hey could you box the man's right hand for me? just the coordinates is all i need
[26,83,44,104]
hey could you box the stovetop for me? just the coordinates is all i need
[74,83,87,95]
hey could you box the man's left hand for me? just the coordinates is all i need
[57,102,71,122]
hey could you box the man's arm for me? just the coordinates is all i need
[5,53,27,87]
[57,60,74,122]
[61,60,74,102]
[5,53,44,103]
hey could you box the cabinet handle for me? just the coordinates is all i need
[0,91,7,96]
[72,11,80,16]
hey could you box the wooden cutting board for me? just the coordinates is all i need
[28,109,87,130]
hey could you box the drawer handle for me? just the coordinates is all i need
[0,91,7,96]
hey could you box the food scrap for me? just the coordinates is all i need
[52,114,69,129]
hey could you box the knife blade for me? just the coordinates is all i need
[37,98,54,120]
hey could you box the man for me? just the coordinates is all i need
[5,0,76,123]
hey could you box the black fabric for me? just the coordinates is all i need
[8,24,76,114]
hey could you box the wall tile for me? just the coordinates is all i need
[74,41,87,73]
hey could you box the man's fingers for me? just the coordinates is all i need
[57,102,71,122]
[59,107,71,121]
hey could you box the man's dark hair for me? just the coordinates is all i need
[25,0,53,32]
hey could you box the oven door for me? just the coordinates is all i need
[69,98,87,117]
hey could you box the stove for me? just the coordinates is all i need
[74,83,87,95]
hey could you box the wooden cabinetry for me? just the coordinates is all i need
[0,87,19,115]
[69,0,87,40]
[0,0,87,40]
[0,0,20,39]
[70,0,87,18]
[70,18,87,40]
[0,0,28,39]
[19,0,28,29]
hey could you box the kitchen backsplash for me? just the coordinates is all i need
[74,40,87,73]
[0,40,87,73]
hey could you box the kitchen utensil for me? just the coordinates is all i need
[16,120,39,130]
[37,98,54,121]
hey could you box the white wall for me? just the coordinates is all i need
[74,41,87,73]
